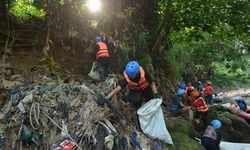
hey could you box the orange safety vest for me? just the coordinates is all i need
[123,67,149,90]
[96,42,110,60]
[194,97,208,112]
[204,86,214,96]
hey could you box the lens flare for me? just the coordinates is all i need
[87,0,101,12]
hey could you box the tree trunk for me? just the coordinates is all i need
[0,0,7,22]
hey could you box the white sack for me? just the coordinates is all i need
[220,141,250,150]
[88,61,100,81]
[137,98,173,144]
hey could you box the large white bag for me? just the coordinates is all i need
[137,98,173,144]
[196,138,250,150]
[220,141,250,150]
[88,61,100,81]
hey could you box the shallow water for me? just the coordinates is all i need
[215,88,250,104]
[207,89,250,143]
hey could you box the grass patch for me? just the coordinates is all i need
[170,132,202,150]
[166,119,203,150]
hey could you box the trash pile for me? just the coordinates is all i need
[0,74,168,150]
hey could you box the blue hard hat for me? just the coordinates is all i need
[198,81,202,84]
[179,83,186,90]
[125,61,140,77]
[177,89,186,97]
[212,119,222,129]
[95,36,102,42]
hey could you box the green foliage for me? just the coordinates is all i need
[167,0,249,82]
[88,19,98,29]
[9,0,45,20]
[172,0,250,34]
[167,25,249,81]
[212,62,250,88]
[68,27,79,38]
[123,25,153,72]
[39,56,62,77]
[114,6,154,70]
[167,119,202,150]
[5,0,249,87]
[170,132,201,150]
[168,119,193,134]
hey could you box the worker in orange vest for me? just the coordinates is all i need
[191,91,209,127]
[186,83,195,96]
[106,60,160,110]
[93,36,111,83]
[185,84,195,105]
[204,82,216,105]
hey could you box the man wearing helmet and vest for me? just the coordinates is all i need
[93,36,111,83]
[201,119,222,150]
[106,61,160,110]
[170,89,188,116]
[204,82,216,105]
[191,91,209,127]
[186,83,195,97]
[183,84,195,105]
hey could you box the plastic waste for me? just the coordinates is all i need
[49,139,76,150]
[49,131,83,150]
[10,86,21,105]
[105,134,114,150]
[31,132,42,147]
[0,135,5,149]
[21,124,32,142]
[150,142,162,150]
[130,132,142,150]
[188,107,194,120]
[61,120,68,137]
[88,61,100,81]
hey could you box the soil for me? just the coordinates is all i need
[7,47,93,76]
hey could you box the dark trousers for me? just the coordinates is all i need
[201,139,220,150]
[127,86,154,130]
[127,86,154,110]
[97,59,111,82]
[205,94,213,105]
[194,111,208,128]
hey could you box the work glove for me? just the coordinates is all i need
[154,92,162,99]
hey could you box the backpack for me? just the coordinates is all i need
[202,126,217,140]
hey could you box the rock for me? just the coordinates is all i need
[205,104,250,143]
[222,112,250,131]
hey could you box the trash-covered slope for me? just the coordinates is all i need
[0,64,170,149]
